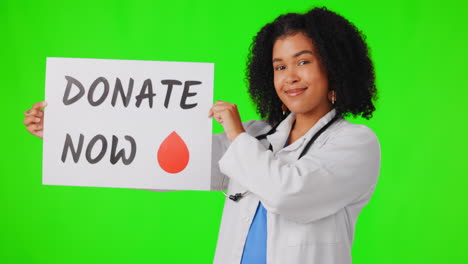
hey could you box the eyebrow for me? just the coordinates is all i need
[272,50,314,63]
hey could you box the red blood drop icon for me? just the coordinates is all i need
[157,131,190,174]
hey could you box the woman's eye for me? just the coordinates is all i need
[275,65,286,71]
[298,60,310,66]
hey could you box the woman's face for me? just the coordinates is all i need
[272,32,332,117]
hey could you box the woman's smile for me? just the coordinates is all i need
[285,88,307,97]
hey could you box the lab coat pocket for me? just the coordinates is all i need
[287,214,338,246]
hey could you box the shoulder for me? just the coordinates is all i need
[332,119,378,139]
[314,119,381,173]
[321,119,380,151]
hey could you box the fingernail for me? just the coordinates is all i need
[42,102,48,107]
[38,125,42,129]
[34,117,40,122]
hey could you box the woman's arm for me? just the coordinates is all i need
[210,120,270,191]
[218,125,381,224]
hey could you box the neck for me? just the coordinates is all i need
[291,106,333,139]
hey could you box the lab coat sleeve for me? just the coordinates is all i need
[210,120,270,191]
[218,125,381,224]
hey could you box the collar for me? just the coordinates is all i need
[266,109,337,153]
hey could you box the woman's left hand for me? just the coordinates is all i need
[209,101,246,142]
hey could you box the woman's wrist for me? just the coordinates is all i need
[227,128,246,142]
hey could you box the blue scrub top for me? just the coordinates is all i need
[240,202,268,264]
[240,137,289,264]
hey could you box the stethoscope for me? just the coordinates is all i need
[221,115,340,202]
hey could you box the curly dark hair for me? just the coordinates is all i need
[247,7,377,125]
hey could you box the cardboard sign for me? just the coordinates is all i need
[43,57,214,190]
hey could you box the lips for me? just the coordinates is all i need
[285,88,307,97]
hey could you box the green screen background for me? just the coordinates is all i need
[2,0,467,263]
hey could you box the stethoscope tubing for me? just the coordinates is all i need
[222,115,340,202]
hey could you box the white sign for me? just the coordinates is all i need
[43,57,214,190]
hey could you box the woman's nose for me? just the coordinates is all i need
[285,68,300,84]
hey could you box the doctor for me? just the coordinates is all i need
[207,7,380,264]
[24,7,380,264]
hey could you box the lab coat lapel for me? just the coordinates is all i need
[265,109,337,154]
[300,109,337,143]
[266,113,296,153]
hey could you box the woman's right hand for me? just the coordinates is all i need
[24,101,47,139]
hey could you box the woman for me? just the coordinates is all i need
[24,7,380,264]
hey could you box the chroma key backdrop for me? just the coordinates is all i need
[2,0,467,263]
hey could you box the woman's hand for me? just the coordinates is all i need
[208,101,245,142]
[23,101,47,139]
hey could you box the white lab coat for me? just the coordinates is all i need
[210,109,381,264]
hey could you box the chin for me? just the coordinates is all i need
[290,106,332,117]
[285,100,332,116]
[286,104,314,115]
